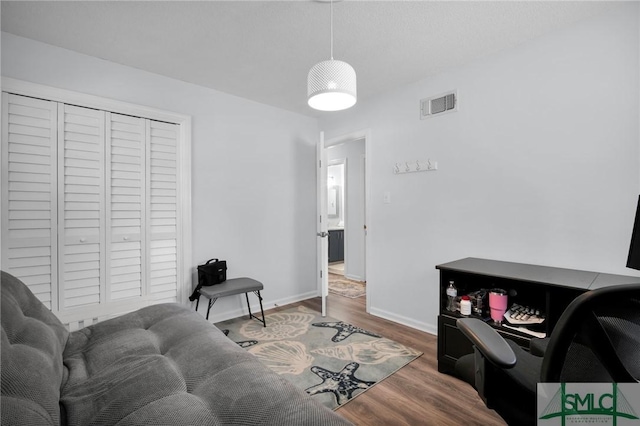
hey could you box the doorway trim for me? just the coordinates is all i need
[324,129,371,313]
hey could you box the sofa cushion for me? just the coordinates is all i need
[1,271,70,426]
[62,303,351,426]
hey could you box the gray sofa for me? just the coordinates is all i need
[1,271,352,426]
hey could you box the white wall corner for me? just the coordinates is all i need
[369,306,438,336]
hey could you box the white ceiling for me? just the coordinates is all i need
[1,1,618,117]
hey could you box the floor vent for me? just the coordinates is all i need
[420,91,457,119]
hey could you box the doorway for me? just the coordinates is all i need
[327,160,345,275]
[325,135,368,308]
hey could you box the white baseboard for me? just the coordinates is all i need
[344,273,365,282]
[193,291,319,324]
[368,306,438,336]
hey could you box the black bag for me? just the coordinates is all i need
[198,258,227,286]
[188,259,227,301]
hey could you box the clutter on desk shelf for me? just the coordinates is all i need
[504,303,545,325]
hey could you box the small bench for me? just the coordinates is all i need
[194,277,266,327]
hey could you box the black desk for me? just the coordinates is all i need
[435,257,640,374]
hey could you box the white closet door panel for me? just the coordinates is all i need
[65,140,99,153]
[65,252,100,263]
[8,123,52,139]
[20,274,52,286]
[111,218,140,227]
[65,148,101,161]
[9,142,52,156]
[65,220,100,230]
[12,220,51,230]
[59,104,105,310]
[64,268,100,283]
[107,113,145,301]
[9,181,50,193]
[65,184,101,195]
[150,188,176,197]
[9,161,52,174]
[65,290,100,308]
[8,102,51,119]
[64,166,101,178]
[147,121,179,302]
[8,255,51,268]
[8,211,50,222]
[9,246,50,258]
[64,210,100,220]
[64,260,100,273]
[64,227,100,239]
[111,271,141,284]
[64,200,100,212]
[64,157,101,169]
[7,229,51,240]
[2,93,58,309]
[112,195,141,203]
[111,248,141,260]
[66,194,101,203]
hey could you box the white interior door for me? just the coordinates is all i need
[317,131,329,316]
[1,93,59,309]
[58,104,106,310]
[147,120,180,303]
[106,112,145,302]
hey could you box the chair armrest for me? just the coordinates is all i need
[529,337,550,357]
[457,318,517,369]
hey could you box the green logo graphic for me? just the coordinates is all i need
[539,383,639,426]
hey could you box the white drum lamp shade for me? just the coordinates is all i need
[308,59,357,111]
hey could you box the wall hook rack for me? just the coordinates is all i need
[394,159,438,174]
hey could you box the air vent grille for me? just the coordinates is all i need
[421,90,457,119]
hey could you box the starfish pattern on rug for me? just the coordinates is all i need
[305,362,375,405]
[312,321,381,342]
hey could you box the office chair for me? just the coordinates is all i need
[454,284,640,426]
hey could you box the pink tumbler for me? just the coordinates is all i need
[489,289,508,325]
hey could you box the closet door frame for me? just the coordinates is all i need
[1,77,192,325]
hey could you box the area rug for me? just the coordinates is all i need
[328,274,366,298]
[215,306,422,410]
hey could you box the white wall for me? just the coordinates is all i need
[1,33,320,322]
[327,139,366,281]
[319,4,640,333]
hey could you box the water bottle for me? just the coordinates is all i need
[446,281,457,312]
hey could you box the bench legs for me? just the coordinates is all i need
[193,294,219,320]
[246,290,266,327]
[195,290,266,327]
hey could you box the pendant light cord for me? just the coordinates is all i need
[330,0,334,60]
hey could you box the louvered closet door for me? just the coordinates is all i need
[1,94,58,309]
[147,120,180,302]
[58,104,106,309]
[106,113,145,300]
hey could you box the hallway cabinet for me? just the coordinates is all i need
[2,92,184,326]
[328,229,344,262]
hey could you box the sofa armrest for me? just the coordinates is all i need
[457,318,516,369]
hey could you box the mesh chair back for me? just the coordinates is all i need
[541,285,640,383]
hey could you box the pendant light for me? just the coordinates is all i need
[307,0,357,112]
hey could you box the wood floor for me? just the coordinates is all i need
[269,293,506,426]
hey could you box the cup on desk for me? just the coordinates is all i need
[489,289,508,325]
